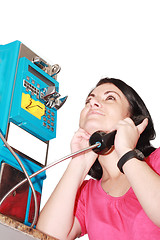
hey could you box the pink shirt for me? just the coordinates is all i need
[74,148,160,239]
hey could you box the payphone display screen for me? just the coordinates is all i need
[28,65,54,87]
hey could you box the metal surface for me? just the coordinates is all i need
[0,214,57,240]
[0,223,38,240]
[40,86,68,110]
[0,163,28,201]
[20,43,61,79]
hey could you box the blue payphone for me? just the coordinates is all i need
[0,41,67,226]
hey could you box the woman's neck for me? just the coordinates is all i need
[98,149,131,197]
[98,148,121,179]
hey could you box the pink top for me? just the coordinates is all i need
[74,147,160,239]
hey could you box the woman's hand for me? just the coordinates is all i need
[114,117,148,157]
[37,128,97,240]
[70,128,98,168]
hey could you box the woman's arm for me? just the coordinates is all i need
[115,118,160,227]
[36,128,97,240]
[123,157,160,227]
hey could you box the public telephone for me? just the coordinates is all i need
[0,41,67,226]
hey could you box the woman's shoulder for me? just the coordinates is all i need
[75,178,99,203]
[79,178,99,193]
[82,178,98,188]
[146,147,160,174]
[147,147,160,160]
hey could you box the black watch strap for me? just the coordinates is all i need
[117,149,145,174]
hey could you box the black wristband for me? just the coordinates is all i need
[117,149,145,174]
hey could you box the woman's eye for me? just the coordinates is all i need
[105,95,116,101]
[85,98,91,104]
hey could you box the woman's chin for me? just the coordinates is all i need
[81,123,105,136]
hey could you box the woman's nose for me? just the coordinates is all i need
[90,98,101,108]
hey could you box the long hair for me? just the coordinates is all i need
[88,77,156,180]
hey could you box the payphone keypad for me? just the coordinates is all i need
[22,72,56,133]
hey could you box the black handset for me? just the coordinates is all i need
[89,115,146,155]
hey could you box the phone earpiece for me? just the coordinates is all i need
[89,115,147,155]
[132,115,146,126]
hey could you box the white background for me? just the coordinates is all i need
[1,1,160,239]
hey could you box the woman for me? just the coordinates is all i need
[37,78,160,240]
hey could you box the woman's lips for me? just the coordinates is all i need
[87,110,105,116]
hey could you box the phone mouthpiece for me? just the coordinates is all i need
[89,130,117,155]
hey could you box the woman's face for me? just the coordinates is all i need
[79,83,130,134]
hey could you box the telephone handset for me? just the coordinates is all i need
[89,115,146,155]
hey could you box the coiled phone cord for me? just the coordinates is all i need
[0,132,100,227]
[0,132,38,228]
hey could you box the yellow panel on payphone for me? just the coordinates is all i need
[21,93,45,119]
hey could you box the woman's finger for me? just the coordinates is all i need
[137,118,148,135]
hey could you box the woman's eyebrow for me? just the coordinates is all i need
[88,93,95,98]
[104,91,121,98]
